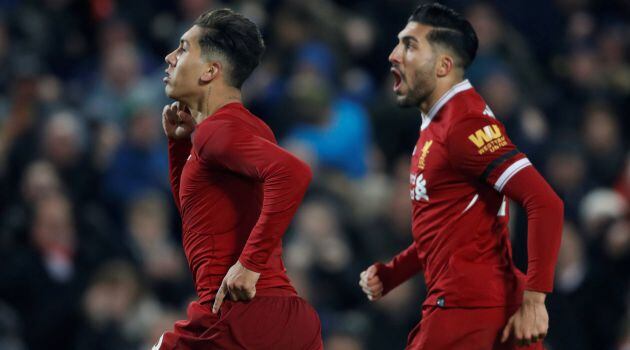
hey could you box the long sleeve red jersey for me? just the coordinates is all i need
[376,80,563,308]
[168,102,312,304]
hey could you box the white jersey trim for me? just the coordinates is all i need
[420,79,473,131]
[462,193,479,213]
[152,333,164,350]
[494,158,532,192]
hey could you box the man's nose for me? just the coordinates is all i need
[165,51,175,66]
[389,45,401,65]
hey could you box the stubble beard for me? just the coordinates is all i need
[395,61,436,109]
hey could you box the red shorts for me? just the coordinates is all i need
[406,305,545,350]
[154,295,322,350]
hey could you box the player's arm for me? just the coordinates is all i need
[162,102,195,213]
[447,115,563,346]
[360,241,422,301]
[499,165,562,346]
[196,120,312,311]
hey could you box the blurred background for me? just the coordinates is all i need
[0,0,628,349]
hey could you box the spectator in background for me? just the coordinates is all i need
[581,101,626,186]
[124,192,192,306]
[41,110,98,204]
[286,197,359,311]
[0,193,86,350]
[283,68,371,179]
[0,160,62,249]
[324,332,364,350]
[548,221,594,350]
[0,0,628,348]
[76,260,158,350]
[1,75,43,206]
[85,39,164,124]
[465,2,545,94]
[545,144,590,220]
[0,301,26,350]
[104,106,169,206]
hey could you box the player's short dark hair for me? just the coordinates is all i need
[409,3,478,69]
[194,9,265,88]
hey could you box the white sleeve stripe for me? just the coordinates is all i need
[494,158,532,192]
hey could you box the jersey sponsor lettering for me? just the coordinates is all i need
[468,125,507,155]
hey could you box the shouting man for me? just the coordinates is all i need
[360,3,563,349]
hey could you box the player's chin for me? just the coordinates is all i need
[164,85,179,100]
[395,94,416,108]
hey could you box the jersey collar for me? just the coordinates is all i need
[420,79,473,131]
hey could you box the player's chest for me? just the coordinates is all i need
[408,131,452,204]
[180,150,218,193]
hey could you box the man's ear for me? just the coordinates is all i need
[200,61,221,83]
[436,54,454,78]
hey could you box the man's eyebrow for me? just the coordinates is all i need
[400,35,419,44]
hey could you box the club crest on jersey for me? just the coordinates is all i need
[417,140,433,170]
[468,124,507,155]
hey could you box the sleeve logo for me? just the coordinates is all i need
[468,124,507,155]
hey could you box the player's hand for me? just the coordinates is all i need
[162,101,195,140]
[212,261,261,313]
[501,290,549,347]
[359,265,384,301]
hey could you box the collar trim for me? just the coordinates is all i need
[420,79,473,131]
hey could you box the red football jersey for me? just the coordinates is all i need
[168,102,312,305]
[408,80,531,308]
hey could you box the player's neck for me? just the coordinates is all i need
[419,76,464,115]
[194,86,242,124]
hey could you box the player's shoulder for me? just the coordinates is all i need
[194,115,237,142]
[446,91,504,135]
[194,105,275,149]
[445,88,494,120]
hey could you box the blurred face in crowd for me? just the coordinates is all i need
[389,23,440,108]
[43,112,82,168]
[164,26,216,104]
[32,194,76,255]
[21,160,62,203]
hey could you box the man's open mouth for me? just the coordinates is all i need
[391,68,403,92]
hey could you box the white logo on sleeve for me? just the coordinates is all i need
[410,173,429,201]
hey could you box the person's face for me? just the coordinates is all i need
[32,197,75,254]
[388,22,438,108]
[164,26,211,102]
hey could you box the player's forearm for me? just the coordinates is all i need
[502,166,563,293]
[168,137,192,212]
[239,156,313,272]
[376,242,423,295]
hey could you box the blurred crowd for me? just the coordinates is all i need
[0,0,628,349]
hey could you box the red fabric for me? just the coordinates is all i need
[375,242,423,295]
[377,82,562,308]
[501,166,564,292]
[168,102,312,304]
[155,295,322,350]
[405,305,545,350]
[167,137,192,213]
